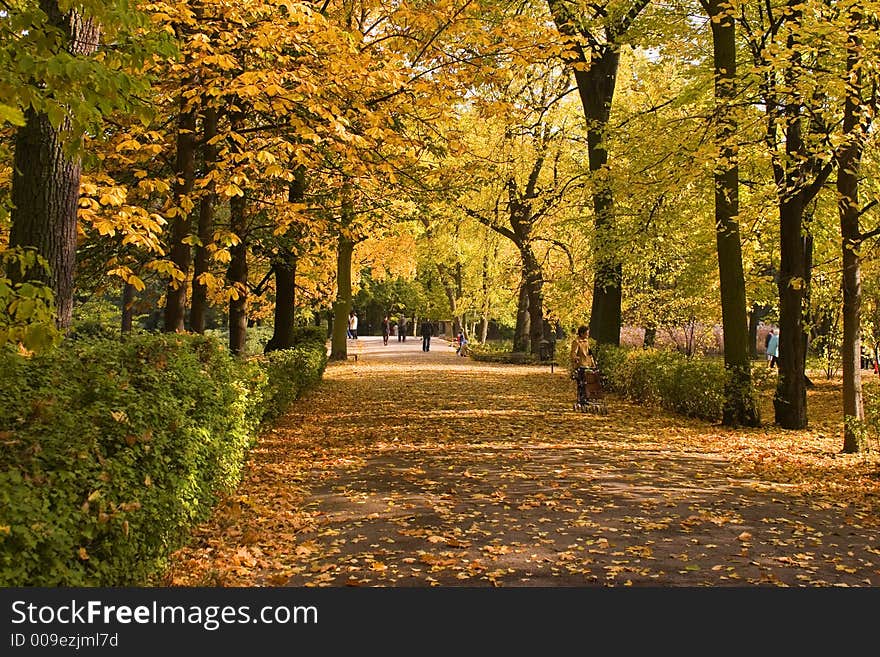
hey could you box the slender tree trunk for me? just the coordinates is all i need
[121,281,135,334]
[227,191,248,355]
[574,49,622,346]
[330,234,354,361]
[9,6,100,330]
[703,0,759,427]
[163,105,197,332]
[513,278,530,352]
[437,262,461,336]
[838,14,866,452]
[190,106,218,334]
[748,304,770,359]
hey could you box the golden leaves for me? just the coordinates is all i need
[164,350,880,588]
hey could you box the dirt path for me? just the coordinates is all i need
[167,336,880,587]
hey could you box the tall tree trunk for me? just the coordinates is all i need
[702,0,759,427]
[268,171,306,351]
[121,281,135,335]
[437,262,462,336]
[838,13,866,452]
[190,106,218,334]
[522,244,545,355]
[513,278,530,352]
[480,251,491,344]
[268,257,296,351]
[575,49,622,346]
[227,191,248,355]
[163,105,197,332]
[330,234,354,361]
[774,191,808,429]
[9,6,100,330]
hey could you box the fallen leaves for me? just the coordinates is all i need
[164,346,880,588]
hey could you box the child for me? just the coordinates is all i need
[456,331,468,356]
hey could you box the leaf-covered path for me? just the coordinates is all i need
[167,337,880,587]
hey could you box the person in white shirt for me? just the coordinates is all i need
[348,310,358,339]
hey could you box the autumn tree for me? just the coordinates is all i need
[547,0,653,346]
[698,0,760,426]
[4,1,163,329]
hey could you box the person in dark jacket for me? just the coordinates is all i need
[420,319,434,352]
[382,315,391,346]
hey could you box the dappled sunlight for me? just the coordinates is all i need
[167,347,880,588]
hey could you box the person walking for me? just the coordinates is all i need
[569,325,596,372]
[348,310,359,340]
[456,330,468,356]
[382,315,391,346]
[398,315,408,342]
[766,328,779,368]
[421,319,434,352]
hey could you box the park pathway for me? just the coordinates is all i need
[167,336,880,586]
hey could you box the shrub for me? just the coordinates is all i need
[0,333,326,586]
[594,346,747,422]
[291,325,327,347]
[256,344,328,422]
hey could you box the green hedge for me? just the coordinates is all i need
[594,346,739,422]
[0,333,326,586]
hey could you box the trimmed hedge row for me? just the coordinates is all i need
[594,346,743,422]
[0,332,326,586]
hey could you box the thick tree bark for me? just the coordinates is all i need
[267,171,307,351]
[575,49,622,346]
[774,192,808,429]
[330,234,354,361]
[9,5,100,330]
[702,0,759,427]
[190,106,218,334]
[163,105,197,332]
[513,278,530,352]
[838,15,866,452]
[121,281,135,334]
[522,244,545,355]
[268,257,296,351]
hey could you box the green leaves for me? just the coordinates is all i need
[0,249,61,355]
[0,333,327,585]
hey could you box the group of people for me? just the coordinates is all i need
[351,311,436,351]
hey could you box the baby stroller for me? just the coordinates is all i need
[571,367,608,415]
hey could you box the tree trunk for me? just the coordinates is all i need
[268,172,307,351]
[513,278,530,352]
[190,106,218,334]
[330,234,354,361]
[838,14,865,452]
[748,304,771,359]
[121,281,135,334]
[9,6,100,330]
[267,257,296,351]
[574,49,622,346]
[774,192,808,429]
[643,327,656,348]
[522,244,545,355]
[227,191,248,355]
[163,105,197,332]
[703,0,760,427]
